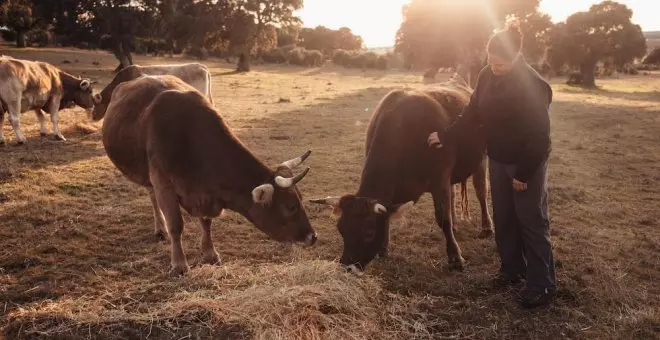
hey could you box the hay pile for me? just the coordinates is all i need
[6,260,393,339]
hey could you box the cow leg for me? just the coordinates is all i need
[199,218,221,265]
[49,110,65,141]
[35,109,48,136]
[0,109,5,144]
[451,184,458,229]
[47,98,65,141]
[7,100,26,144]
[151,179,189,277]
[473,157,494,238]
[431,175,465,271]
[377,224,390,258]
[149,189,168,241]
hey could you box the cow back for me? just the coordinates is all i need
[101,75,196,187]
[359,89,454,203]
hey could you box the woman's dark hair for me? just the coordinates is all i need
[487,20,523,61]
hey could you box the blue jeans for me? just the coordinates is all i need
[489,159,556,293]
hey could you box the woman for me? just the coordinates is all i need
[428,25,556,308]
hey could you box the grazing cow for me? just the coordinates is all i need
[101,74,317,276]
[310,74,492,273]
[0,57,97,144]
[90,63,213,121]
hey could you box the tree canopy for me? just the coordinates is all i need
[549,1,646,86]
[395,0,540,84]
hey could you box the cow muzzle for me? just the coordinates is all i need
[342,263,363,275]
[297,231,318,247]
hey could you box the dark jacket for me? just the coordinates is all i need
[441,57,553,182]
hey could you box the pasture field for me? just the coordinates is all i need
[0,47,659,339]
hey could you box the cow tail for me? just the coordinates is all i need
[460,180,470,220]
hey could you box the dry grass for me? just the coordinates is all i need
[0,46,659,339]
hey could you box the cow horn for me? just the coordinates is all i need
[309,196,341,206]
[374,203,387,214]
[80,79,91,90]
[275,167,310,188]
[280,150,311,169]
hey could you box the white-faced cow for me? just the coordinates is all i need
[0,57,97,144]
[101,74,317,276]
[311,74,493,273]
[90,63,213,121]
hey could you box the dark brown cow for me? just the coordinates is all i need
[0,57,97,144]
[101,74,317,276]
[311,74,492,273]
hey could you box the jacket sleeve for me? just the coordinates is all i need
[440,69,488,144]
[513,78,553,182]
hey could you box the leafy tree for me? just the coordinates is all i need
[0,0,35,47]
[298,26,363,54]
[551,1,647,86]
[519,11,553,63]
[277,24,301,47]
[236,0,303,69]
[395,0,540,86]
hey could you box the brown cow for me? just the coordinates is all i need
[101,74,317,276]
[310,74,492,273]
[0,57,97,144]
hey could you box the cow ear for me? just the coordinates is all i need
[252,184,274,205]
[389,201,414,221]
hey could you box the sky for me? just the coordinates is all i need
[296,0,660,48]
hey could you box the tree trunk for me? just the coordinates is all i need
[16,31,26,48]
[580,60,597,87]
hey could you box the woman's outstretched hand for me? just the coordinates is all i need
[513,179,528,192]
[428,132,443,148]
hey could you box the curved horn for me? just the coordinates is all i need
[309,196,341,206]
[374,203,387,214]
[280,150,311,169]
[275,167,310,188]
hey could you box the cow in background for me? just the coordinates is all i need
[91,63,214,122]
[0,57,97,144]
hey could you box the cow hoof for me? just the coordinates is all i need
[448,257,466,271]
[202,252,221,265]
[0,140,5,146]
[169,264,190,277]
[40,132,47,137]
[53,134,66,141]
[14,140,25,146]
[478,229,494,239]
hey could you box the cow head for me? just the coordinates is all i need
[73,78,97,110]
[91,65,143,121]
[310,195,414,273]
[247,150,317,247]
